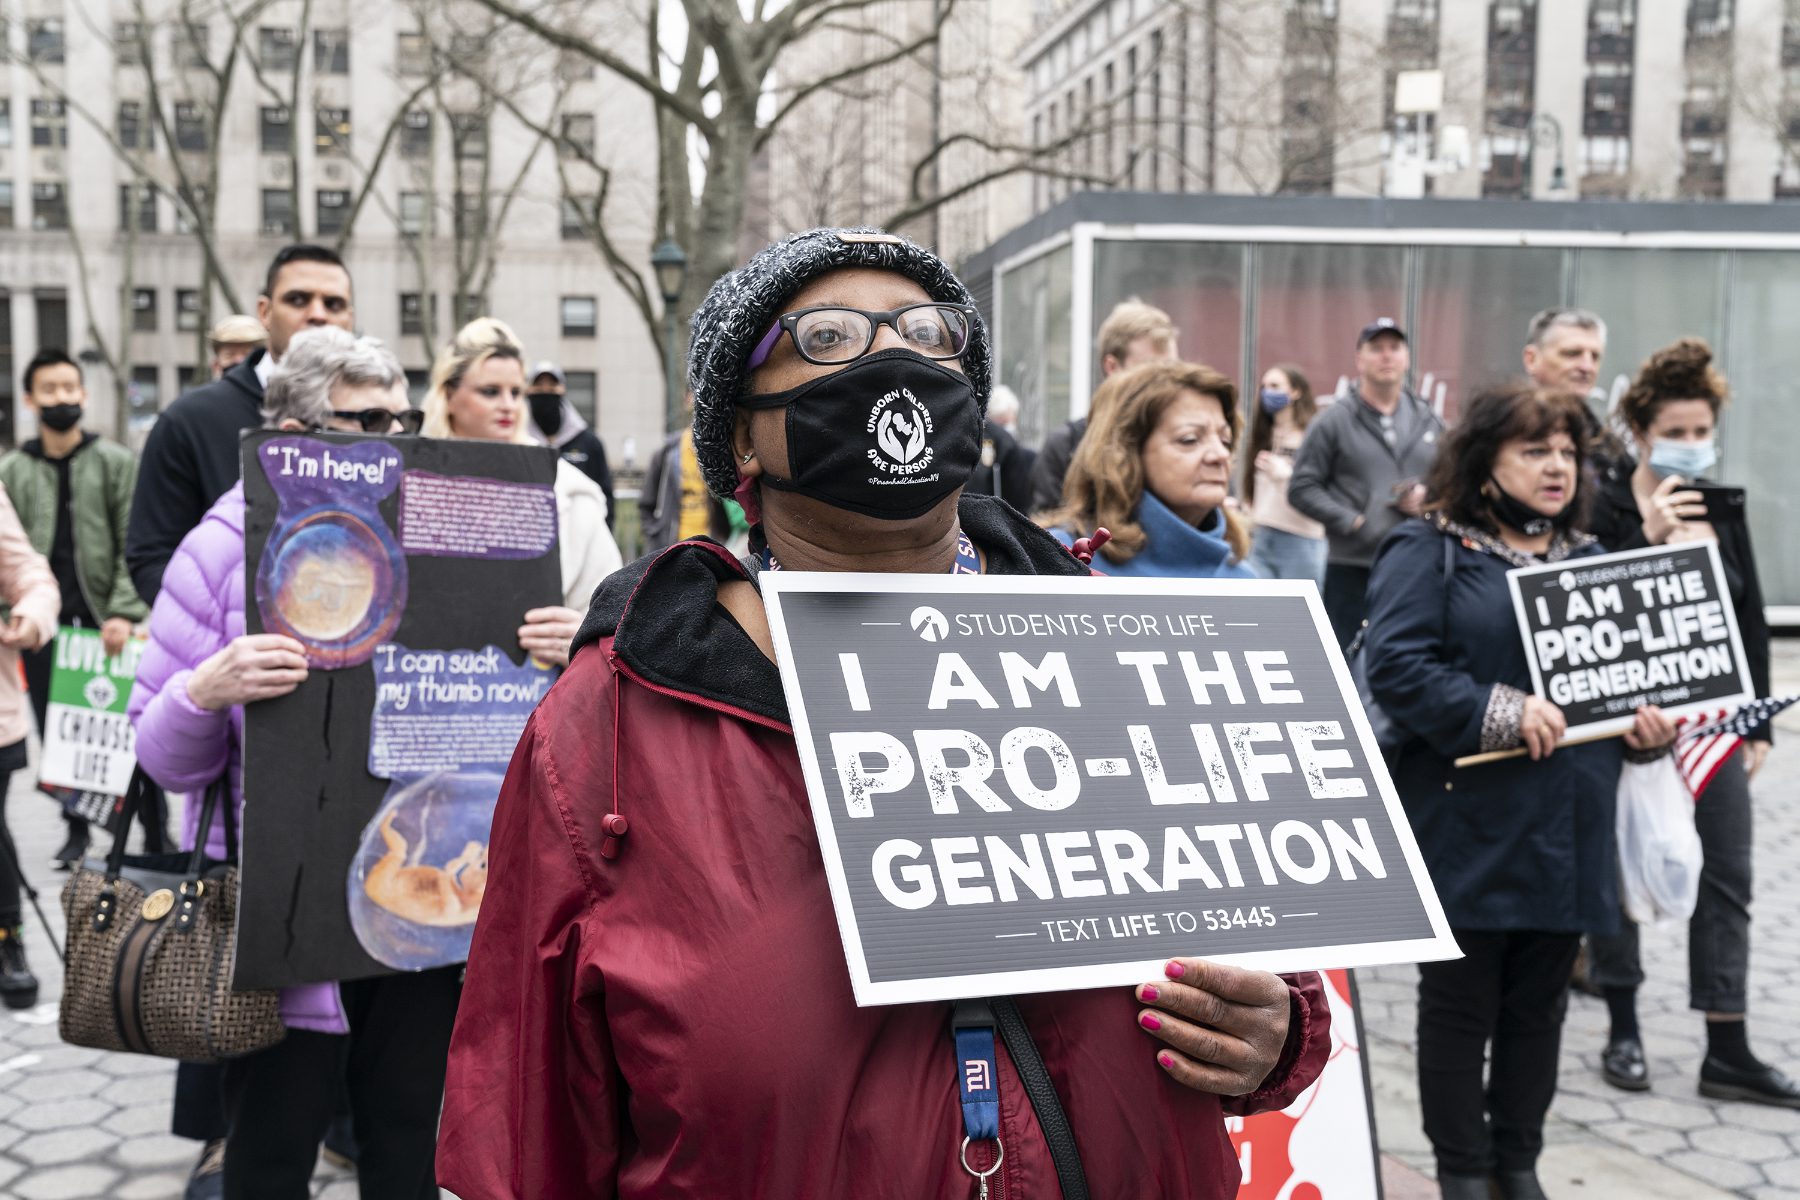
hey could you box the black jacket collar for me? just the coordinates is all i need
[574,493,1090,725]
[21,432,98,461]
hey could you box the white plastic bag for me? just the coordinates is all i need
[1615,755,1703,927]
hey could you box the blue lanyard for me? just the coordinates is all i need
[760,531,981,574]
[952,999,1000,1140]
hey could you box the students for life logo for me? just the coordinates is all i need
[867,388,936,478]
[910,606,951,642]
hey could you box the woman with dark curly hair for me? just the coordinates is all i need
[1580,338,1796,1106]
[1041,359,1255,578]
[1363,384,1676,1200]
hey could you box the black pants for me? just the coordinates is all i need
[221,967,461,1200]
[0,739,26,927]
[1587,752,1753,1013]
[1322,563,1372,650]
[23,642,86,840]
[1417,930,1581,1177]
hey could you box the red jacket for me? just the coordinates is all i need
[437,497,1332,1199]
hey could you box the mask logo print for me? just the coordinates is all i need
[867,388,937,482]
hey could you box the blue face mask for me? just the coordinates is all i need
[1647,438,1716,480]
[1259,388,1291,414]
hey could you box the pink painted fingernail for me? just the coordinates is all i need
[1165,960,1186,979]
[1158,1052,1176,1070]
[1139,1012,1162,1031]
[1140,984,1159,1002]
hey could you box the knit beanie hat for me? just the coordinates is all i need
[687,227,991,499]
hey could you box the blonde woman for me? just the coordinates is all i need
[1042,360,1254,579]
[422,319,621,666]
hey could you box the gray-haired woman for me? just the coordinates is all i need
[129,326,456,1200]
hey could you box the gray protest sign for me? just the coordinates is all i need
[761,573,1456,1006]
[1506,541,1752,740]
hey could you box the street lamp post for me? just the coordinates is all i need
[1528,113,1568,199]
[650,239,689,434]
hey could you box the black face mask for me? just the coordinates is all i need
[739,348,981,521]
[527,392,564,437]
[36,404,83,433]
[1487,478,1562,537]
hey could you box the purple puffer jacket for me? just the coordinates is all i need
[125,483,347,1034]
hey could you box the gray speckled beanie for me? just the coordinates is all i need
[687,226,990,499]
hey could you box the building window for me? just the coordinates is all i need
[176,102,208,152]
[36,293,69,354]
[177,365,199,393]
[561,296,597,338]
[401,109,432,159]
[261,188,295,237]
[400,292,432,337]
[449,112,487,160]
[564,371,597,423]
[118,101,152,150]
[454,191,484,240]
[119,184,158,233]
[129,366,160,426]
[399,192,425,236]
[114,21,147,66]
[449,33,487,67]
[259,27,298,72]
[316,107,350,154]
[397,32,429,76]
[175,185,209,234]
[28,19,65,64]
[0,182,13,229]
[560,193,595,240]
[31,100,67,148]
[260,106,291,155]
[177,289,201,332]
[132,288,157,332]
[560,114,595,158]
[455,293,483,325]
[315,28,349,74]
[316,189,349,236]
[179,23,210,69]
[0,100,10,149]
[32,183,67,231]
[557,48,596,82]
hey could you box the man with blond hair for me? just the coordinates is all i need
[1027,298,1178,513]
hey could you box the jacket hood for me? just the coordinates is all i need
[21,432,99,461]
[573,492,1089,724]
[532,393,588,450]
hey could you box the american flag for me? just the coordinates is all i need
[1675,695,1800,797]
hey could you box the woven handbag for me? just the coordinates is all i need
[59,769,285,1062]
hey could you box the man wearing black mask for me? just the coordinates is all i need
[0,349,147,869]
[528,361,615,528]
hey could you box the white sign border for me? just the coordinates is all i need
[1505,539,1754,742]
[761,571,1461,1008]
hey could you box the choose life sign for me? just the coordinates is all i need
[40,626,143,797]
[761,574,1457,1007]
[1507,541,1752,740]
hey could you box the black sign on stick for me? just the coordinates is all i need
[760,573,1457,1007]
[1506,541,1752,741]
[237,431,561,990]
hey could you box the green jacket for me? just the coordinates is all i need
[0,434,148,623]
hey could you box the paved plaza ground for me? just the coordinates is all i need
[0,648,1796,1198]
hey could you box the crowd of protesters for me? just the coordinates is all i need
[0,230,1780,1200]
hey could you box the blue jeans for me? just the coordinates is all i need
[1248,526,1327,588]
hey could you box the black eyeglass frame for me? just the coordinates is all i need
[322,408,426,435]
[748,302,977,370]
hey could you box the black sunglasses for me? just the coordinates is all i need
[325,408,426,435]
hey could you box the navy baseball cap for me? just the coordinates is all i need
[1356,318,1407,347]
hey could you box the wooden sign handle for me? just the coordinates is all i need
[1453,728,1627,769]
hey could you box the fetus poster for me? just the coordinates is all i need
[238,430,561,989]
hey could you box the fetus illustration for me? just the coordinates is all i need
[363,811,487,926]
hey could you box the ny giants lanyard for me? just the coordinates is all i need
[758,530,982,574]
[952,999,1004,1195]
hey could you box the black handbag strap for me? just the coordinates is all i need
[103,770,232,882]
[992,997,1090,1199]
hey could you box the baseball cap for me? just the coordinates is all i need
[1356,318,1407,348]
[209,315,267,346]
[529,360,565,386]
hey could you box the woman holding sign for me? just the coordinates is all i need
[421,317,621,667]
[1363,385,1678,1200]
[1581,339,1795,1106]
[438,228,1333,1199]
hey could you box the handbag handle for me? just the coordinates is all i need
[102,770,232,883]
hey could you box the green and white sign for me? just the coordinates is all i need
[40,626,142,797]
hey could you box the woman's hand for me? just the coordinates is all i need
[1643,475,1706,545]
[101,617,135,657]
[0,613,43,652]
[186,634,309,710]
[1135,958,1292,1096]
[1520,694,1567,760]
[1622,704,1678,753]
[519,606,582,668]
[1743,740,1771,778]
[1255,450,1291,482]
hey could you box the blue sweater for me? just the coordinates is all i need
[1050,492,1256,579]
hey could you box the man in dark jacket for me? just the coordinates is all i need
[963,419,1037,513]
[1288,318,1443,648]
[527,361,615,527]
[125,245,355,605]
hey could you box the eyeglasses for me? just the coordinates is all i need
[746,303,975,370]
[325,408,426,435]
